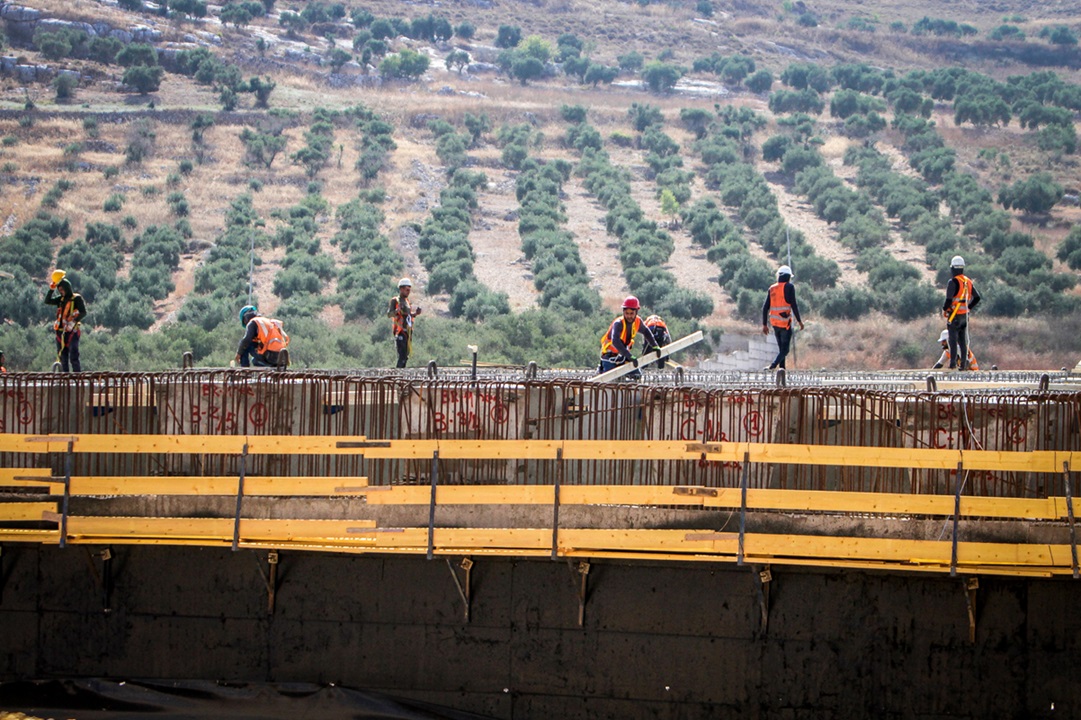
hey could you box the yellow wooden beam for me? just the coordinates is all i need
[63,517,378,541]
[66,476,369,496]
[2,434,1079,474]
[0,502,57,521]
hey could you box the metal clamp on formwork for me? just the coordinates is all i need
[754,565,772,636]
[963,577,979,644]
[446,557,473,623]
[738,451,750,565]
[232,443,248,552]
[427,451,439,560]
[1064,462,1079,579]
[551,448,563,561]
[951,460,964,577]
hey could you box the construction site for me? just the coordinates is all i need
[1,366,1080,718]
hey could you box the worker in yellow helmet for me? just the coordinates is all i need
[44,270,87,372]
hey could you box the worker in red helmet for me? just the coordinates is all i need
[598,296,658,375]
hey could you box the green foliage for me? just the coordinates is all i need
[53,72,78,101]
[641,62,685,93]
[1039,25,1078,46]
[123,65,164,94]
[998,173,1064,214]
[103,194,124,213]
[380,49,430,80]
[496,25,522,48]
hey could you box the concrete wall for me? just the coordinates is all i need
[1,545,1077,718]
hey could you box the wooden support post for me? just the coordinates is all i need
[754,565,772,636]
[1064,462,1079,579]
[446,557,473,623]
[101,548,113,613]
[964,577,979,644]
[267,550,279,615]
[232,443,248,552]
[551,448,563,561]
[951,460,963,577]
[570,560,590,628]
[427,451,439,560]
[738,451,750,566]
[59,441,73,549]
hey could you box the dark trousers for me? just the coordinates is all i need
[395,332,410,368]
[240,347,282,368]
[947,316,970,370]
[55,329,81,372]
[771,327,793,369]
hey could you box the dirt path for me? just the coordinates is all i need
[469,162,541,312]
[562,176,630,311]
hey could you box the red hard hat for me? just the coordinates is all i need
[622,296,640,310]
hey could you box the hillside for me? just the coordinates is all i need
[1,0,1081,371]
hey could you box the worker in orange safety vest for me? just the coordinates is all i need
[761,265,803,371]
[234,305,289,368]
[44,270,87,372]
[388,277,422,368]
[932,329,979,371]
[941,255,981,371]
[599,296,658,376]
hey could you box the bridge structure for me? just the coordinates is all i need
[1,367,1080,718]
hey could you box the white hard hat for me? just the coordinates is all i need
[777,265,793,277]
[939,330,949,343]
[398,277,412,288]
[950,255,965,269]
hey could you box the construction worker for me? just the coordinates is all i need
[44,270,86,372]
[643,314,672,369]
[599,296,658,375]
[932,329,979,371]
[388,277,422,368]
[234,305,289,368]
[761,265,803,370]
[942,255,981,371]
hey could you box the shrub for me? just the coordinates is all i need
[103,194,124,212]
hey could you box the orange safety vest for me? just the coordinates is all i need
[949,275,973,318]
[390,295,413,335]
[252,317,288,354]
[53,293,83,332]
[768,282,792,329]
[945,349,980,371]
[601,316,643,356]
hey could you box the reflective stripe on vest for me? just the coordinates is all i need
[252,317,287,353]
[53,294,82,331]
[768,282,792,329]
[951,275,972,317]
[600,316,642,355]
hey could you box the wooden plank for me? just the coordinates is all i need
[65,517,378,540]
[0,468,53,481]
[587,331,704,383]
[0,502,58,522]
[66,476,369,496]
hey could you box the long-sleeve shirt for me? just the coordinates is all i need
[942,276,981,315]
[603,317,658,361]
[44,289,87,327]
[762,282,801,327]
[236,319,260,356]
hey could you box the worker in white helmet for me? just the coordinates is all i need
[932,329,979,371]
[941,255,981,370]
[761,265,803,371]
[388,277,422,368]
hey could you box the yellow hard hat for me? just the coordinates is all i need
[51,269,66,284]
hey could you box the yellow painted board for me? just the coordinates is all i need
[65,517,378,540]
[0,502,58,521]
[0,529,60,543]
[67,476,369,496]
[0,468,53,481]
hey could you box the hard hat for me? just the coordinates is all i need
[239,305,257,326]
[645,314,662,325]
[622,296,640,310]
[398,277,412,288]
[777,265,793,277]
[950,255,965,269]
[51,269,66,285]
[939,330,949,344]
